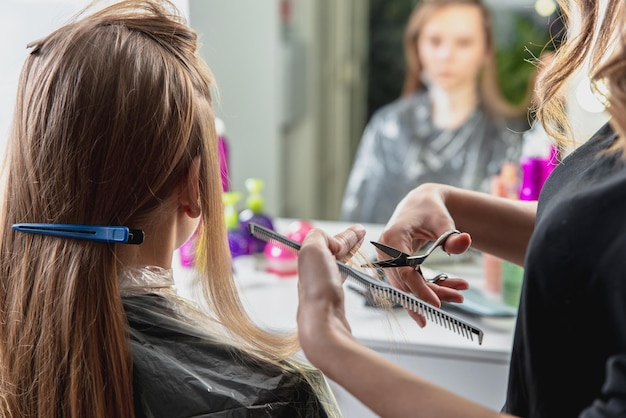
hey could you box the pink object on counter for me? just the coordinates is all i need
[215,117,230,192]
[542,145,558,185]
[286,220,314,243]
[218,136,229,192]
[264,242,297,276]
[263,220,314,277]
[179,227,199,267]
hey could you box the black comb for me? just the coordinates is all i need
[247,222,484,345]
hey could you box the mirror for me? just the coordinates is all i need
[1,0,584,224]
[187,0,560,221]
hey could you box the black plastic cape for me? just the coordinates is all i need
[120,267,338,418]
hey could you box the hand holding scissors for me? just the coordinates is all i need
[363,228,470,326]
[364,229,461,284]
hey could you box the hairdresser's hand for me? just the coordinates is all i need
[297,225,366,368]
[379,184,472,326]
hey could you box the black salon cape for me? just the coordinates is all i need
[503,123,626,417]
[124,294,332,418]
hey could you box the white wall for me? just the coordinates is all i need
[187,0,368,221]
[188,0,283,216]
[0,0,189,163]
[0,1,82,154]
[0,0,313,219]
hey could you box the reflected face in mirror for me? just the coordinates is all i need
[417,5,487,92]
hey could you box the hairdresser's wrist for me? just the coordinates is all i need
[298,308,358,371]
[302,326,362,379]
[419,182,453,204]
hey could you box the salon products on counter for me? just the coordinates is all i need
[502,151,553,307]
[223,192,250,258]
[238,178,275,254]
[177,117,230,268]
[484,126,558,305]
[483,162,518,295]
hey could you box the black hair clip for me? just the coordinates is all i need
[12,223,144,245]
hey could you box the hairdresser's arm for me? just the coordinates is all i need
[378,183,536,314]
[297,228,516,418]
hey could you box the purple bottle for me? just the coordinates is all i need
[542,145,559,186]
[223,192,250,258]
[519,157,548,201]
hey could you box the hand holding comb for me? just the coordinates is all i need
[247,222,484,345]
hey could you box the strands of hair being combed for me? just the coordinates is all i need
[247,223,484,345]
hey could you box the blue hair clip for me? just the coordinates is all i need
[12,223,144,245]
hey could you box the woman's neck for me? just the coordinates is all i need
[116,202,178,270]
[429,84,479,130]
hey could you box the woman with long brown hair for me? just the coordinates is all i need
[340,0,530,224]
[298,0,626,416]
[0,1,345,417]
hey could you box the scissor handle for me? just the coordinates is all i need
[421,229,461,257]
[405,229,461,265]
[415,265,448,284]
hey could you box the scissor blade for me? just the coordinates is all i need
[361,259,406,269]
[370,241,407,259]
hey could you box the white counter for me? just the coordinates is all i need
[173,219,516,417]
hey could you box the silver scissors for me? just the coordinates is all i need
[363,229,461,284]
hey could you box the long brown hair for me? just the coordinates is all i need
[536,0,626,155]
[0,1,307,417]
[401,0,529,118]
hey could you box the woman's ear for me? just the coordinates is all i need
[179,156,202,218]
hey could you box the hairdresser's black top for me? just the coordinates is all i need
[504,122,626,417]
[124,294,333,418]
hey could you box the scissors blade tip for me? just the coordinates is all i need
[370,241,405,258]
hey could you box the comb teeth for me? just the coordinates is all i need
[247,223,484,345]
[249,223,301,251]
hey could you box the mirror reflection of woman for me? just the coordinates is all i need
[340,0,530,224]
